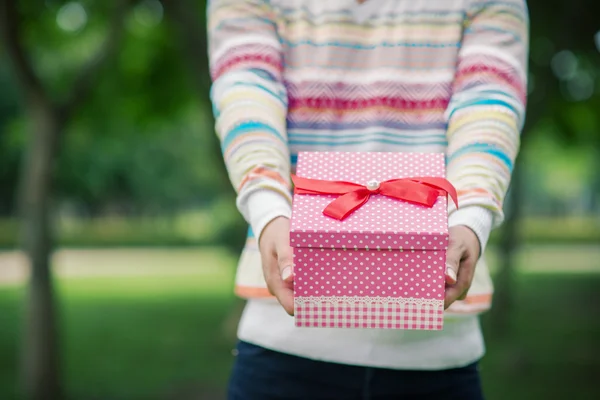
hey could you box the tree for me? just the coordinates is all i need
[490,0,600,336]
[160,0,247,337]
[0,1,130,398]
[161,0,246,251]
[160,0,229,193]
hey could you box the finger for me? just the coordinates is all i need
[282,265,293,283]
[445,285,460,309]
[263,255,281,296]
[275,241,295,315]
[276,238,294,283]
[445,282,465,309]
[264,259,294,316]
[445,266,457,285]
[445,238,462,285]
[445,258,475,309]
[444,238,466,308]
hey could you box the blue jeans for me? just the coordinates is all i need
[228,341,485,400]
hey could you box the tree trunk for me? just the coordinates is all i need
[18,101,64,400]
[0,1,129,397]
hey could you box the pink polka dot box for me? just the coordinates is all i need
[290,151,455,330]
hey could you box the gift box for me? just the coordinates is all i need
[290,152,457,330]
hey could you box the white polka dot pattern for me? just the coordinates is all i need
[293,248,445,300]
[290,151,450,330]
[290,152,449,251]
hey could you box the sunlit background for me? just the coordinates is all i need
[0,1,599,399]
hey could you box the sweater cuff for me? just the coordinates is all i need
[448,206,494,256]
[246,190,293,245]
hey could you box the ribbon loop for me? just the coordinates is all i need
[291,174,458,221]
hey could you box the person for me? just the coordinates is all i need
[207,0,528,398]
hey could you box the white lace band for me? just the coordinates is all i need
[294,295,444,330]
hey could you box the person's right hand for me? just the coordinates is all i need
[258,216,294,315]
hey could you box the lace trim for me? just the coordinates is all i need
[295,296,443,309]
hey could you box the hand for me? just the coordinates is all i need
[444,225,481,309]
[258,216,294,315]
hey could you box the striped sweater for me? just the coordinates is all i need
[208,0,528,317]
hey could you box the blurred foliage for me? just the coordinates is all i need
[0,198,248,250]
[0,0,230,219]
[0,0,599,237]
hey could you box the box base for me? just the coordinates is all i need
[295,296,444,330]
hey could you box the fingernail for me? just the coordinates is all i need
[445,265,457,284]
[282,266,293,281]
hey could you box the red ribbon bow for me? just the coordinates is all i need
[291,175,458,221]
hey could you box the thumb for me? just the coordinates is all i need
[274,240,295,315]
[445,241,461,285]
[277,242,294,283]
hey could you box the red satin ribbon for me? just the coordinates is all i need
[291,175,458,221]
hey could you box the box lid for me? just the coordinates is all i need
[290,152,449,251]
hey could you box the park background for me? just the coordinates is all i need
[0,0,599,399]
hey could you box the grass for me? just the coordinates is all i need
[0,247,599,399]
[0,249,241,400]
[479,274,600,400]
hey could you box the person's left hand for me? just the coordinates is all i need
[444,225,481,309]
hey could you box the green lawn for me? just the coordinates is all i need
[0,248,599,400]
[0,276,239,400]
[479,274,600,400]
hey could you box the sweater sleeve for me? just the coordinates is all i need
[207,0,292,242]
[445,0,529,253]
